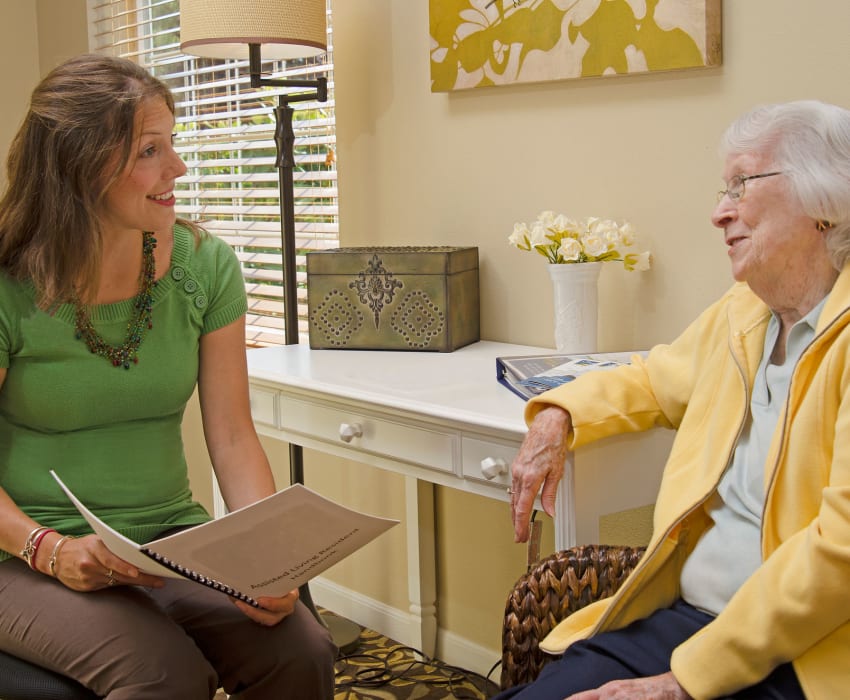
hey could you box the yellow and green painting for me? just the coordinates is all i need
[429,0,721,92]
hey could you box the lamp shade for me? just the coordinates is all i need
[179,0,327,60]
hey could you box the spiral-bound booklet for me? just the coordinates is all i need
[50,471,398,607]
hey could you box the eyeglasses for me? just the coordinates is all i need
[716,171,783,203]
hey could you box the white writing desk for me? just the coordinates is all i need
[240,340,669,655]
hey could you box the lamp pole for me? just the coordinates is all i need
[246,46,359,654]
[248,43,326,350]
[247,43,326,480]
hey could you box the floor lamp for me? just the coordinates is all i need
[179,0,361,655]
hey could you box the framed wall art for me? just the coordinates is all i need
[429,0,722,92]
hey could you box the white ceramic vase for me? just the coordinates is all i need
[547,262,601,353]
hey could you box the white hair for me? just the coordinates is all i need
[720,100,850,269]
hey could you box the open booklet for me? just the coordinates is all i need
[496,351,643,401]
[51,471,398,607]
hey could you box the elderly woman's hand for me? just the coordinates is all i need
[564,672,693,699]
[233,588,300,627]
[510,405,572,542]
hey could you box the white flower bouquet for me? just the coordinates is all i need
[509,210,651,271]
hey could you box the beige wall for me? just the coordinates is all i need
[35,0,90,73]
[0,2,39,191]
[0,0,88,190]
[15,0,850,661]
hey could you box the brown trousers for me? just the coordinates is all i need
[0,558,337,699]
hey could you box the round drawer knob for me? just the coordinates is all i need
[339,422,363,443]
[480,456,507,480]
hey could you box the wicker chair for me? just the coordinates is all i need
[501,544,647,689]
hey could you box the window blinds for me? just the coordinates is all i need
[88,0,338,346]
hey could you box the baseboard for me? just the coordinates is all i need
[436,627,502,682]
[311,577,501,680]
[310,576,415,649]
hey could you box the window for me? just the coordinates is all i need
[88,0,338,346]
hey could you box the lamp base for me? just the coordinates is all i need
[323,612,362,657]
[299,582,361,656]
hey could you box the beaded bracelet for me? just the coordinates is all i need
[20,526,56,570]
[48,535,75,578]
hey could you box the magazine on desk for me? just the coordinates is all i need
[50,471,398,607]
[496,351,643,401]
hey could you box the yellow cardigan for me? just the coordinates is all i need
[526,268,850,700]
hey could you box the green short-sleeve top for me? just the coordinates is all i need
[0,224,248,560]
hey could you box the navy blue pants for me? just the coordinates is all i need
[495,600,805,699]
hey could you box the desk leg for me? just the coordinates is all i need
[553,453,577,551]
[405,476,438,657]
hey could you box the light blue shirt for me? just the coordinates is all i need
[679,296,826,616]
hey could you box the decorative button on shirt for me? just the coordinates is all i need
[183,279,198,294]
[170,266,186,281]
[194,295,208,309]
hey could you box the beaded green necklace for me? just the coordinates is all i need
[74,231,157,369]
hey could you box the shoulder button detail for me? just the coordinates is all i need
[171,266,186,281]
[183,279,199,294]
[194,295,208,309]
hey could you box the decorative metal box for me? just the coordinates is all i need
[307,246,479,352]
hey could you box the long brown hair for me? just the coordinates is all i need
[0,54,176,307]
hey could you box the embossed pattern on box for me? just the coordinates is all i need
[307,246,479,352]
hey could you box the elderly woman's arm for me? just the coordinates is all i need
[508,289,735,543]
[510,404,572,542]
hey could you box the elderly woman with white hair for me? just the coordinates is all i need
[500,100,850,700]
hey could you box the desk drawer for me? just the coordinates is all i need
[278,395,458,474]
[250,387,279,428]
[461,436,518,488]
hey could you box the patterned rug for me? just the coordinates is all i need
[333,624,501,699]
[213,612,501,699]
